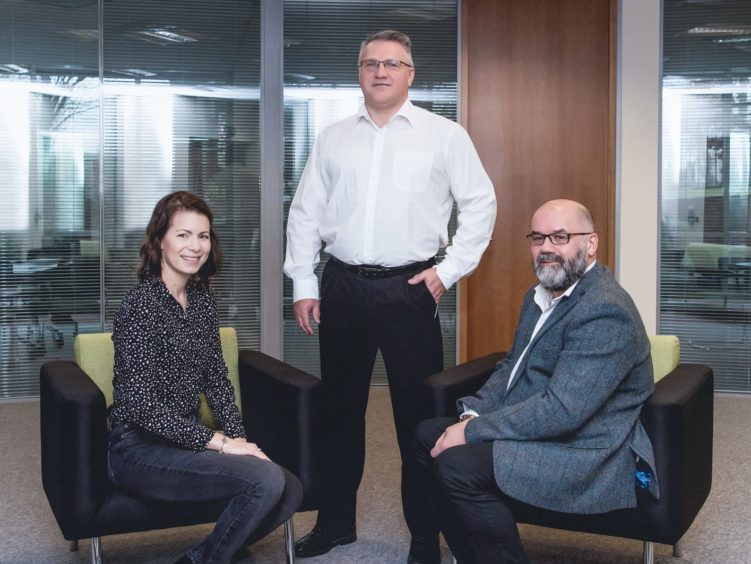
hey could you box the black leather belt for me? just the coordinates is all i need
[329,256,435,279]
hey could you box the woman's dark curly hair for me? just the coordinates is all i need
[137,191,222,286]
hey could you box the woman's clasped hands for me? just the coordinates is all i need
[210,433,270,461]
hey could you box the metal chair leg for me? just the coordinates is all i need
[284,518,295,564]
[673,539,683,557]
[69,539,79,551]
[91,537,102,564]
[642,541,654,564]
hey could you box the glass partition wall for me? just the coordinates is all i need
[661,0,751,392]
[0,0,459,398]
[0,0,101,397]
[0,0,261,397]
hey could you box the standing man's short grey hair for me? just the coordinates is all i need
[358,29,413,66]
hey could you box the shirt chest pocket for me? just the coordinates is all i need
[392,150,434,193]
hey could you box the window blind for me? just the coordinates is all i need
[101,0,262,355]
[0,0,261,398]
[0,0,99,398]
[661,0,751,392]
[0,0,460,398]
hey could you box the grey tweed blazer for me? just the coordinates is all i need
[461,262,659,514]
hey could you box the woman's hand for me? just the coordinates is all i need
[208,433,270,461]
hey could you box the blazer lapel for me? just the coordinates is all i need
[503,264,603,396]
[526,289,581,345]
[533,263,603,345]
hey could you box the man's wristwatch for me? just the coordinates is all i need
[459,413,477,422]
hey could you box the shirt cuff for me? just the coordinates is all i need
[457,399,479,417]
[435,263,460,291]
[292,275,320,302]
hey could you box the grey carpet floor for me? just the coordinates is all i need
[1,389,749,563]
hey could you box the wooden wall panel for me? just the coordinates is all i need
[461,0,616,360]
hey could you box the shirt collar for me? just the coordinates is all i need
[534,260,597,311]
[358,99,415,128]
[149,275,201,305]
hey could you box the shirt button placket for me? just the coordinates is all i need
[364,128,384,262]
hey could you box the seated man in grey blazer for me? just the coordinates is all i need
[410,199,659,564]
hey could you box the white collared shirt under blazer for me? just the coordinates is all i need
[284,100,497,302]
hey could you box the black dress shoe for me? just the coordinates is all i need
[407,534,441,564]
[294,523,357,557]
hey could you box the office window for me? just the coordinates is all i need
[0,0,260,398]
[0,0,99,398]
[101,0,261,347]
[660,0,751,392]
[0,0,460,398]
[282,0,459,381]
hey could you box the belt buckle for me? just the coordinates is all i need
[357,265,385,278]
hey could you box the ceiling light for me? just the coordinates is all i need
[0,64,29,73]
[285,73,316,82]
[713,37,751,44]
[391,7,450,21]
[133,27,199,45]
[66,29,99,41]
[120,68,157,77]
[687,25,751,36]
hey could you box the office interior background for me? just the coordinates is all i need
[0,0,749,401]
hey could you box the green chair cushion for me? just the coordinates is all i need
[73,327,240,430]
[74,333,115,406]
[199,328,241,429]
[649,335,680,382]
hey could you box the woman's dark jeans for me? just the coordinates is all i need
[107,422,302,564]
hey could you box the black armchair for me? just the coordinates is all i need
[425,351,713,564]
[40,329,322,563]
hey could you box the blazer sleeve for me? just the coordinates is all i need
[459,288,536,414]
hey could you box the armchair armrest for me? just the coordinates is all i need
[39,360,110,539]
[238,350,322,509]
[424,352,507,418]
[639,363,714,544]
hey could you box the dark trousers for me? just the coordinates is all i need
[413,417,529,564]
[107,423,303,564]
[316,259,444,532]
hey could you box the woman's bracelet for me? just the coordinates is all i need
[219,435,227,454]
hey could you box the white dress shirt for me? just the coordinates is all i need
[284,100,497,302]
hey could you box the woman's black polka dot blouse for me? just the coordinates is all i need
[108,276,246,451]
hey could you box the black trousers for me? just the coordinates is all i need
[316,259,444,532]
[413,417,529,564]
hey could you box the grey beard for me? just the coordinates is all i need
[534,244,589,292]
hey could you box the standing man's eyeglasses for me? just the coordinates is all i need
[359,59,413,72]
[526,232,593,246]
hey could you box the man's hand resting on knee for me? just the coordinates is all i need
[430,419,471,458]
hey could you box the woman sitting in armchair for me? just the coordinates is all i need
[107,191,302,564]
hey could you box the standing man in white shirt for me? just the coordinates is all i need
[284,30,496,563]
